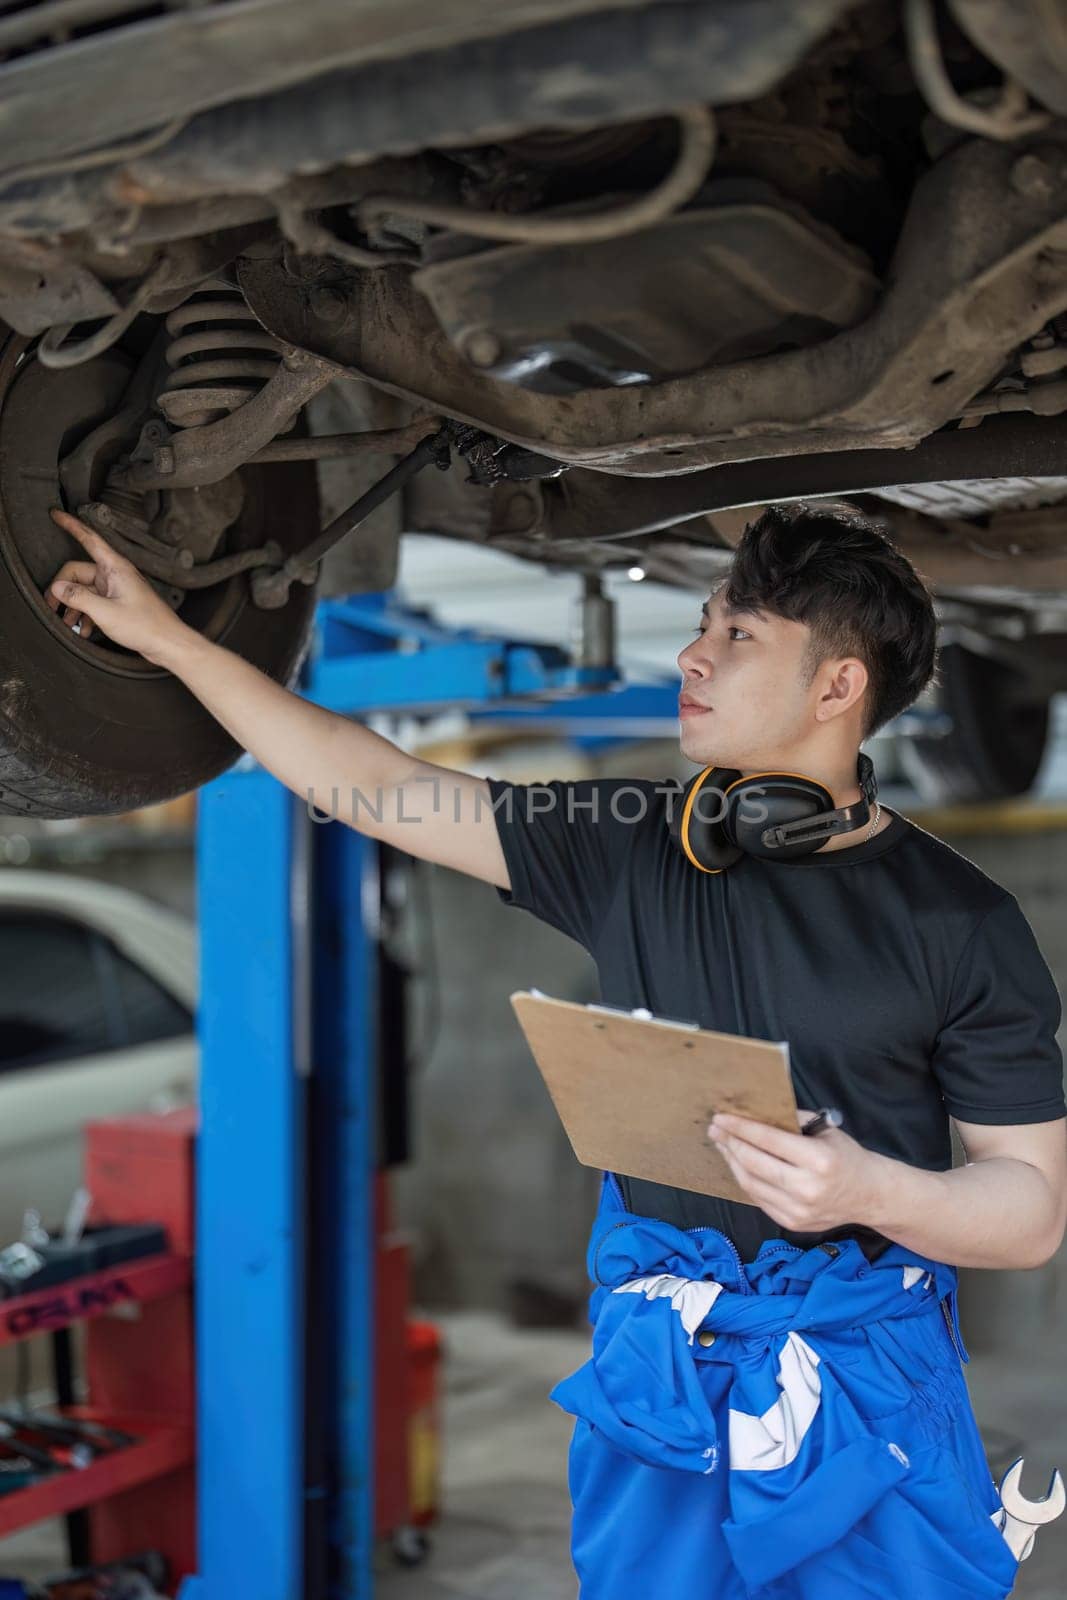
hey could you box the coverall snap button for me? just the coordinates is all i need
[698,1330,716,1348]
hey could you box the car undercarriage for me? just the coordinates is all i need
[2,0,1067,813]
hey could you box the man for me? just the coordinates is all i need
[47,502,1067,1597]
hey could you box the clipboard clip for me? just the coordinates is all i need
[584,1001,701,1032]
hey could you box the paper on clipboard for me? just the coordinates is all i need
[510,990,799,1204]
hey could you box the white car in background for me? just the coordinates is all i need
[0,871,197,1250]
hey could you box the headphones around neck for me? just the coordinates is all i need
[668,753,879,874]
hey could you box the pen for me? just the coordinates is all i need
[801,1107,844,1137]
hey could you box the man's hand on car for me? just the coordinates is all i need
[45,508,192,666]
[708,1110,890,1234]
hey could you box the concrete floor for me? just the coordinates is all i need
[0,1310,1062,1598]
[378,1315,585,1600]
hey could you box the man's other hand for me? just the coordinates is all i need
[708,1110,889,1234]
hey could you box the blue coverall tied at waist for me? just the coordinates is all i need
[552,1175,1020,1599]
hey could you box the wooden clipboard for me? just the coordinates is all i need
[510,990,799,1204]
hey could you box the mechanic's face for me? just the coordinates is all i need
[676,586,820,772]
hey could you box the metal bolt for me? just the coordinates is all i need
[153,446,175,476]
[308,285,349,325]
[461,328,502,369]
[1011,154,1055,201]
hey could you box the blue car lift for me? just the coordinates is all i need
[182,592,678,1600]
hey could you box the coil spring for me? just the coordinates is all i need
[156,278,285,428]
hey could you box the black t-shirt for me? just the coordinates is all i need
[488,775,1066,1262]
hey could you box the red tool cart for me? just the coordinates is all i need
[0,1107,441,1592]
[0,1109,197,1585]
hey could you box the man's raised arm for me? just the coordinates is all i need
[45,510,510,890]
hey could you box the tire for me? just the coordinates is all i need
[900,642,1051,804]
[0,452,320,819]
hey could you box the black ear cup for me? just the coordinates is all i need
[727,773,835,861]
[669,767,744,874]
[669,767,843,871]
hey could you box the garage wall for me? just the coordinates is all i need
[394,860,601,1319]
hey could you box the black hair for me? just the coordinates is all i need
[722,504,938,737]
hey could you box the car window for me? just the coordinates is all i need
[0,912,114,1073]
[100,941,193,1049]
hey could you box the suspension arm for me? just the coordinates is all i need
[247,417,443,462]
[113,348,339,491]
